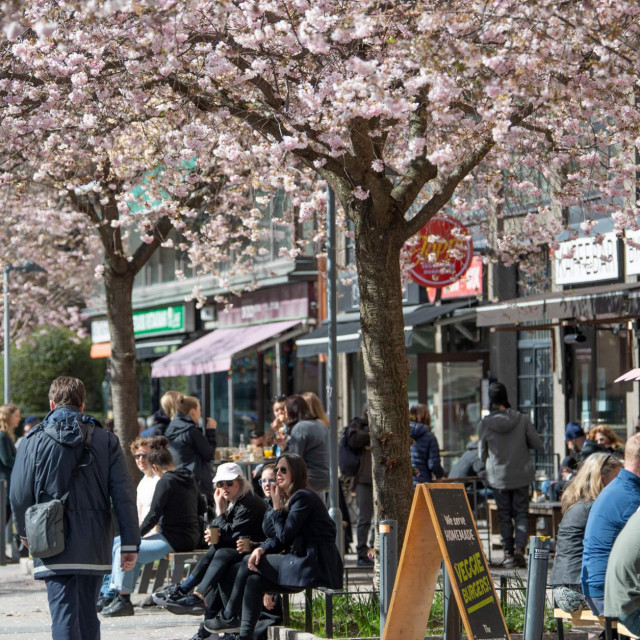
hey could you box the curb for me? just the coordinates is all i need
[268,627,590,640]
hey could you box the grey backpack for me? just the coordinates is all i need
[25,423,95,559]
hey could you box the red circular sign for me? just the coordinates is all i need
[407,215,473,287]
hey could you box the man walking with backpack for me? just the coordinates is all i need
[10,376,139,640]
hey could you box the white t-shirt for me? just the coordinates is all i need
[137,474,160,524]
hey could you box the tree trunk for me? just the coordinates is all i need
[103,263,139,481]
[355,216,414,546]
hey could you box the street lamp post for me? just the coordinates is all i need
[3,262,47,404]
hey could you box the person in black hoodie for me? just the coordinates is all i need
[102,436,203,617]
[205,453,343,639]
[165,395,217,509]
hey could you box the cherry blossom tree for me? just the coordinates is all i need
[4,0,640,536]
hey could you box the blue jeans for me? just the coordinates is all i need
[112,533,173,594]
[100,536,121,598]
[45,574,102,640]
[621,608,640,636]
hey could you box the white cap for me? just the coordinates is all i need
[213,462,243,483]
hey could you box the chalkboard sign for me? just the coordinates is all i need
[383,483,510,640]
[429,487,509,640]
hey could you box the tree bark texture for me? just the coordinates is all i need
[353,205,414,546]
[103,263,139,481]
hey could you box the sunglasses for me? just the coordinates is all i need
[260,478,276,485]
[271,394,286,403]
[275,466,288,475]
[216,480,236,488]
[134,453,148,460]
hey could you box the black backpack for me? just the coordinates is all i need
[338,424,361,477]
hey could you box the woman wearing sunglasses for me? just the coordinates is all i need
[102,436,203,617]
[155,462,266,616]
[204,452,343,638]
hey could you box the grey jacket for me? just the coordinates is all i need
[287,419,329,492]
[478,408,542,490]
[549,501,593,586]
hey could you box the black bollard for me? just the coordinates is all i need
[379,519,398,636]
[523,536,551,640]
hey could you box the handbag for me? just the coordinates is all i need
[25,422,95,559]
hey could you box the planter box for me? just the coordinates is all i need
[268,627,590,640]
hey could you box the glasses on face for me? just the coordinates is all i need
[271,394,286,403]
[216,480,236,488]
[275,466,288,475]
[260,478,276,485]
[134,453,148,460]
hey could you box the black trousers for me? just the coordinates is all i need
[222,554,301,640]
[355,483,373,560]
[492,486,530,554]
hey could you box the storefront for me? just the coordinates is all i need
[151,282,315,446]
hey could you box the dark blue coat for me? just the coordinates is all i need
[410,421,444,486]
[261,488,342,589]
[10,406,139,579]
[165,413,216,498]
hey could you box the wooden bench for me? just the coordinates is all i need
[487,499,562,545]
[554,608,638,640]
[137,550,209,594]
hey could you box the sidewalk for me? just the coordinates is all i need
[0,560,204,639]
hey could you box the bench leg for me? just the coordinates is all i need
[171,557,186,584]
[151,558,169,592]
[282,593,290,626]
[605,618,614,640]
[305,587,313,633]
[137,563,154,594]
[556,617,564,640]
[325,591,333,639]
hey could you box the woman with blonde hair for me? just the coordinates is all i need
[549,452,623,612]
[0,403,20,561]
[165,394,217,509]
[302,391,329,427]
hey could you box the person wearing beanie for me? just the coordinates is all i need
[478,381,542,568]
[565,422,586,462]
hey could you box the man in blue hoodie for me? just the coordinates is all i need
[581,433,640,615]
[10,376,139,640]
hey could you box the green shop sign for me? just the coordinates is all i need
[133,306,185,337]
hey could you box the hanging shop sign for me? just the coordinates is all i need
[554,231,619,285]
[408,216,474,287]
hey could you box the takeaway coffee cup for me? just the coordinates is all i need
[238,536,252,553]
[207,525,220,545]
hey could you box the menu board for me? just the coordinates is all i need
[383,483,510,640]
[429,487,509,640]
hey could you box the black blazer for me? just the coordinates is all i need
[261,488,343,589]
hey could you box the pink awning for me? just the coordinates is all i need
[151,320,301,378]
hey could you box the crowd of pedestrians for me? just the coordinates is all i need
[8,373,640,639]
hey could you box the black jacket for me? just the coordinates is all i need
[165,413,216,498]
[410,421,444,486]
[211,490,267,547]
[261,488,343,589]
[346,417,372,486]
[10,406,139,579]
[140,467,203,552]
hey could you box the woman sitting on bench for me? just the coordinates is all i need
[549,452,622,613]
[204,452,343,638]
[102,436,203,617]
[153,461,266,615]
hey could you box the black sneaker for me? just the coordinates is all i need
[357,557,374,567]
[152,583,184,606]
[96,595,114,612]
[514,548,527,568]
[166,594,206,616]
[101,597,134,617]
[203,612,242,634]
